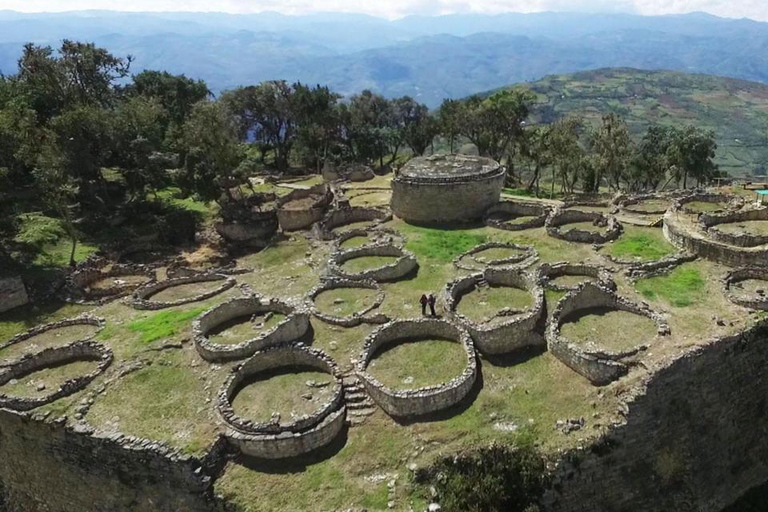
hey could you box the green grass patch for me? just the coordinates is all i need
[127,307,206,344]
[605,229,676,262]
[156,187,217,217]
[404,227,487,263]
[368,338,467,389]
[635,267,706,307]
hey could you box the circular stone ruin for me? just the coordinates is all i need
[194,296,310,362]
[217,345,346,459]
[454,242,538,272]
[547,282,669,386]
[677,192,744,215]
[0,315,105,367]
[618,194,672,216]
[333,227,406,253]
[724,268,768,310]
[316,207,391,240]
[444,268,545,355]
[356,319,477,417]
[129,274,237,310]
[69,259,156,304]
[308,278,387,327]
[391,154,505,225]
[700,207,768,248]
[0,341,112,411]
[546,208,622,244]
[538,262,616,292]
[329,245,418,282]
[276,184,333,232]
[484,200,552,231]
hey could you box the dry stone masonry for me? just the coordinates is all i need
[129,274,237,310]
[194,295,310,362]
[547,283,670,386]
[483,200,553,231]
[308,278,388,327]
[276,184,333,232]
[724,268,768,310]
[454,242,538,272]
[217,344,346,459]
[329,244,418,282]
[699,206,768,248]
[546,208,623,244]
[391,154,505,224]
[538,262,616,292]
[314,206,391,240]
[67,257,156,304]
[443,268,546,355]
[356,319,477,417]
[0,341,112,411]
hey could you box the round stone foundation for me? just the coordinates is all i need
[0,341,113,411]
[537,262,616,292]
[724,268,768,310]
[700,207,768,248]
[129,274,237,310]
[391,154,505,225]
[329,245,418,282]
[316,207,391,240]
[444,268,545,355]
[546,209,622,244]
[194,296,310,362]
[218,345,346,459]
[356,319,477,417]
[308,278,387,327]
[454,242,538,272]
[547,283,669,386]
[484,201,552,231]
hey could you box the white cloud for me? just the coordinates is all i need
[1,0,767,21]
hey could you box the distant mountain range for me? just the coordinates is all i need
[3,10,768,107]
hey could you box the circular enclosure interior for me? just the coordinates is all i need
[702,208,768,248]
[455,242,538,272]
[334,228,405,252]
[218,345,346,459]
[0,341,113,411]
[309,278,385,326]
[330,245,417,282]
[484,201,551,231]
[194,296,309,362]
[725,268,768,310]
[130,274,236,310]
[546,209,622,244]
[0,316,105,366]
[356,319,477,417]
[538,262,616,292]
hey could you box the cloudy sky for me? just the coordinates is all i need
[1,0,766,22]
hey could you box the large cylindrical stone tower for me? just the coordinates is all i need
[391,154,505,225]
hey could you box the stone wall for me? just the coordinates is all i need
[444,269,545,355]
[546,209,622,244]
[307,278,388,327]
[454,242,538,272]
[194,296,310,362]
[391,171,505,224]
[0,276,29,314]
[329,244,418,282]
[315,206,391,241]
[724,268,768,310]
[676,191,745,214]
[538,263,615,292]
[663,210,768,267]
[276,184,333,232]
[0,408,216,512]
[700,207,768,248]
[356,319,477,417]
[547,283,670,386]
[129,274,237,310]
[544,322,768,512]
[484,201,552,231]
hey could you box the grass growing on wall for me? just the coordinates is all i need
[127,307,206,344]
[636,267,706,307]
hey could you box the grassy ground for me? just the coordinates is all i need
[626,199,670,213]
[125,308,206,345]
[456,286,534,324]
[486,213,539,227]
[0,302,93,343]
[0,322,101,361]
[560,308,658,352]
[366,338,468,389]
[341,256,399,274]
[313,288,379,318]
[339,235,371,249]
[206,313,287,345]
[715,220,768,236]
[635,265,706,308]
[332,221,377,234]
[550,275,596,288]
[685,201,729,213]
[604,226,677,262]
[348,191,391,208]
[472,246,525,263]
[148,280,227,302]
[231,369,334,423]
[730,279,768,299]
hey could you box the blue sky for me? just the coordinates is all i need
[1,0,766,22]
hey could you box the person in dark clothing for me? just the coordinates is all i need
[420,294,428,316]
[428,294,437,317]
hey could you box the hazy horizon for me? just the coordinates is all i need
[0,1,766,22]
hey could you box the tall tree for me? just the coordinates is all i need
[127,70,209,127]
[548,116,587,197]
[438,99,464,154]
[292,83,341,173]
[669,126,718,188]
[460,89,534,162]
[588,113,633,192]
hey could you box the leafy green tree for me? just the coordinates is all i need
[343,90,392,167]
[127,70,209,126]
[460,89,534,162]
[668,125,718,188]
[397,98,437,157]
[548,116,587,197]
[438,99,465,154]
[292,83,342,172]
[519,125,552,197]
[588,113,633,192]
[33,155,80,267]
[630,125,676,191]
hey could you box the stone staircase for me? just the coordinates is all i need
[476,275,490,289]
[648,216,665,228]
[341,369,376,426]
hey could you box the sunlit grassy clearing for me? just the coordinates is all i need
[635,267,706,307]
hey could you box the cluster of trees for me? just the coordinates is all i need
[0,40,721,268]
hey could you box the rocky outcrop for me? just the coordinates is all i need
[0,276,29,313]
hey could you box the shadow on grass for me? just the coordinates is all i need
[234,424,350,474]
[482,345,546,369]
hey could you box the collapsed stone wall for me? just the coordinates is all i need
[454,242,539,272]
[307,278,388,327]
[538,262,616,292]
[129,274,237,310]
[0,276,29,314]
[314,206,391,241]
[724,268,768,310]
[329,244,418,282]
[0,408,216,512]
[700,207,768,248]
[68,258,156,304]
[356,319,477,417]
[331,227,406,253]
[546,209,622,244]
[663,210,768,267]
[544,322,768,512]
[322,163,375,183]
[547,283,670,386]
[484,201,552,231]
[218,345,346,459]
[443,269,545,355]
[194,295,310,362]
[276,184,334,232]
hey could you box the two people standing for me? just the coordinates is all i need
[420,294,437,317]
